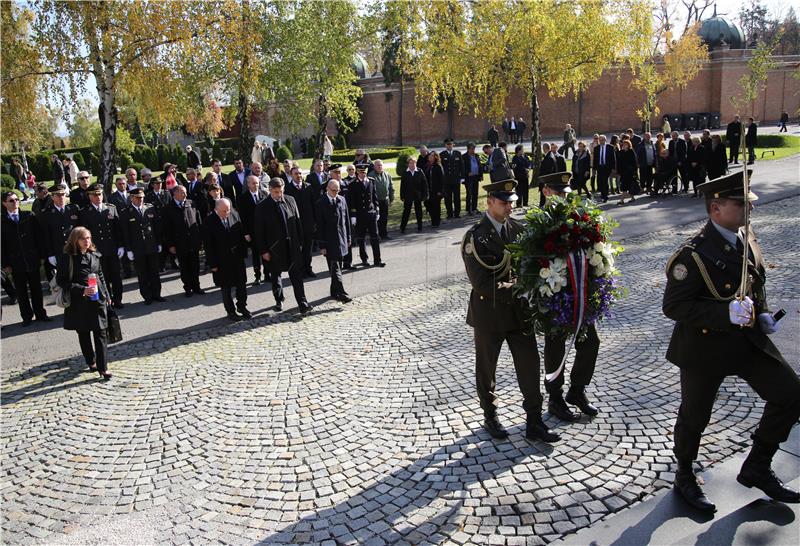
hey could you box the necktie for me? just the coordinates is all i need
[11,213,18,223]
[736,236,745,255]
[500,224,510,244]
[253,193,258,204]
[600,146,605,165]
[276,200,288,238]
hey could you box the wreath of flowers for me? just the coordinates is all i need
[508,192,625,340]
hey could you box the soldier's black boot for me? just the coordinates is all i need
[566,386,599,417]
[737,439,800,503]
[526,414,561,443]
[483,414,509,440]
[674,461,716,513]
[547,391,580,422]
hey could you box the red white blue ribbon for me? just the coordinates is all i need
[546,249,588,383]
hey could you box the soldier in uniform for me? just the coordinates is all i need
[440,138,464,220]
[349,164,385,267]
[663,170,800,512]
[120,188,165,304]
[78,184,125,308]
[461,171,560,443]
[38,185,80,272]
[538,172,600,423]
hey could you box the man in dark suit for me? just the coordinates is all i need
[440,138,463,220]
[1,191,49,325]
[225,159,248,206]
[203,198,251,321]
[399,157,429,234]
[78,184,125,308]
[38,185,80,271]
[460,174,558,443]
[109,177,130,211]
[315,179,352,303]
[349,164,385,266]
[69,171,91,208]
[285,166,317,277]
[51,154,65,188]
[592,136,615,202]
[120,188,165,304]
[636,132,657,195]
[462,143,483,216]
[726,115,742,164]
[626,128,642,147]
[668,131,687,194]
[746,117,758,164]
[162,185,204,297]
[253,177,312,314]
[487,125,499,148]
[538,143,567,206]
[305,159,328,200]
[236,175,267,285]
[182,168,208,219]
[663,171,800,512]
[517,117,527,144]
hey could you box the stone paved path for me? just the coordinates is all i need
[2,197,798,545]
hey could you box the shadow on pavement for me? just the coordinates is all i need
[607,492,715,546]
[692,500,795,546]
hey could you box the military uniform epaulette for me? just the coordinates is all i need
[461,222,481,255]
[664,234,698,276]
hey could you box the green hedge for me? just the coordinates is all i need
[394,147,419,176]
[753,134,799,148]
[330,147,410,162]
[276,145,293,162]
[1,173,17,190]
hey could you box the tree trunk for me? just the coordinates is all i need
[529,79,543,180]
[236,86,252,162]
[397,78,404,146]
[96,66,117,194]
[314,94,328,160]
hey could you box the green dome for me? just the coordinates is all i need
[698,10,744,50]
[351,54,368,79]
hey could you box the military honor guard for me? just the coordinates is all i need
[78,184,125,308]
[253,177,312,314]
[440,138,464,219]
[538,172,600,422]
[461,171,559,443]
[203,198,251,321]
[349,163,385,267]
[38,184,80,270]
[663,170,800,512]
[120,188,165,304]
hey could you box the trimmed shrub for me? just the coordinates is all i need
[1,173,17,190]
[394,147,418,176]
[755,134,798,147]
[157,144,167,168]
[306,135,317,158]
[118,153,133,171]
[200,147,211,166]
[223,148,236,165]
[128,161,146,173]
[212,142,222,160]
[175,150,188,171]
[276,145,293,162]
[330,147,408,162]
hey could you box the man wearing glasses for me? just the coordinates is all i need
[1,191,50,326]
[69,171,92,208]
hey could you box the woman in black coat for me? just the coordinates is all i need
[511,144,532,206]
[426,152,445,227]
[570,142,591,197]
[399,157,430,233]
[615,139,638,204]
[706,134,728,181]
[687,137,706,197]
[57,226,112,380]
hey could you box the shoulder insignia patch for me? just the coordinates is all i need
[672,263,688,281]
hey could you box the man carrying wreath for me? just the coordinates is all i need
[461,170,560,443]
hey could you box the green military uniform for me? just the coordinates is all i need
[462,176,557,442]
[662,170,800,511]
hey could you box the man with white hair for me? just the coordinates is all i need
[203,198,251,321]
[186,145,201,170]
[125,167,140,192]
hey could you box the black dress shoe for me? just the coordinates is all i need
[36,315,53,322]
[184,291,193,298]
[361,260,370,267]
[143,299,153,305]
[566,387,599,417]
[344,264,356,270]
[374,261,386,267]
[274,301,283,312]
[153,296,167,302]
[336,294,353,303]
[21,319,33,327]
[526,416,561,443]
[737,443,800,503]
[253,276,261,286]
[227,312,242,322]
[238,309,253,319]
[675,468,717,512]
[483,415,509,439]
[193,288,206,295]
[306,270,317,278]
[299,303,313,314]
[548,394,581,422]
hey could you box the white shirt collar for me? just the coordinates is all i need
[485,212,506,237]
[711,221,740,247]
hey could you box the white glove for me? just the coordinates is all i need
[126,251,134,261]
[48,256,57,267]
[350,217,356,226]
[157,245,162,253]
[117,247,124,259]
[729,297,754,326]
[757,312,779,334]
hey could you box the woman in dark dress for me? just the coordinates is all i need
[426,151,445,227]
[706,134,728,181]
[57,227,113,380]
[616,139,638,205]
[570,142,591,196]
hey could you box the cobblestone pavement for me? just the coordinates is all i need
[2,196,799,545]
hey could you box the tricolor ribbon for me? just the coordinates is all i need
[546,248,588,383]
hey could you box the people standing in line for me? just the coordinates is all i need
[509,117,517,144]
[285,166,317,278]
[236,175,267,286]
[426,151,445,226]
[560,123,577,159]
[315,179,352,304]
[203,198,251,322]
[462,143,483,217]
[163,185,204,298]
[1,191,50,326]
[58,227,112,380]
[254,177,312,314]
[510,144,531,207]
[370,160,394,240]
[570,142,592,197]
[399,157,429,234]
[726,115,742,164]
[746,117,758,165]
[502,117,510,142]
[440,138,463,221]
[120,188,164,304]
[663,171,800,513]
[461,174,559,444]
[78,184,125,309]
[349,164,385,267]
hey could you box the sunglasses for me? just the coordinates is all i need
[78,176,89,180]
[6,198,19,202]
